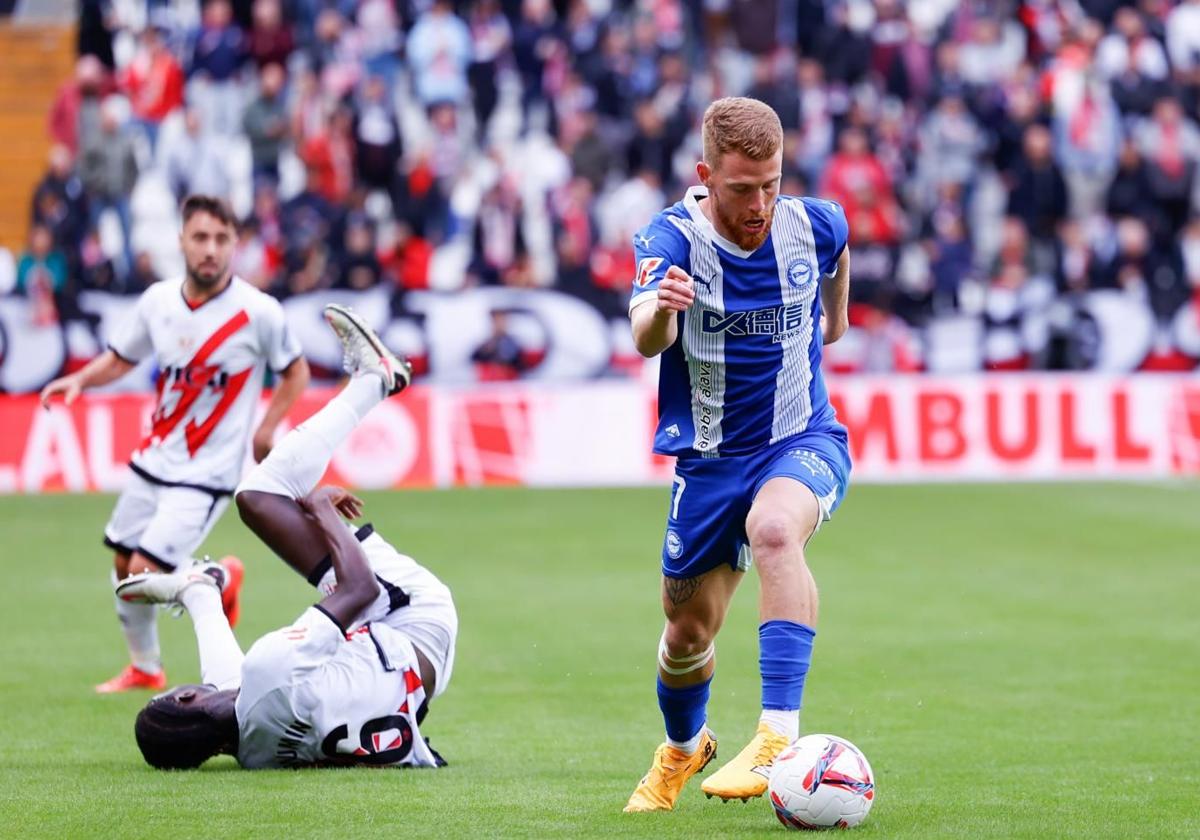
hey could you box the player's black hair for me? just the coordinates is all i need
[180,194,237,229]
[134,692,228,770]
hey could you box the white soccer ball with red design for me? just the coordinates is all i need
[767,734,875,830]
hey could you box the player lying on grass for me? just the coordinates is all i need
[119,305,458,769]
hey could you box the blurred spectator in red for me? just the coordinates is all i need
[289,67,328,146]
[300,104,356,204]
[380,223,433,291]
[190,0,248,136]
[248,0,294,71]
[79,100,138,275]
[243,62,290,183]
[119,26,184,155]
[48,55,113,155]
[823,127,901,246]
[16,224,67,326]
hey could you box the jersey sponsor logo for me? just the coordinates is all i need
[786,259,817,289]
[695,360,715,451]
[637,233,656,248]
[665,423,681,439]
[693,274,714,292]
[700,304,808,342]
[635,257,665,288]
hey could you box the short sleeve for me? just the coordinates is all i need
[257,295,303,373]
[107,289,155,364]
[801,198,850,278]
[629,216,691,314]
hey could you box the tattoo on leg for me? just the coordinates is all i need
[664,575,702,606]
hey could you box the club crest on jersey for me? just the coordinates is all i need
[787,259,817,289]
[665,529,684,559]
[636,257,664,288]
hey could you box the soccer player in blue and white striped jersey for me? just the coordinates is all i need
[624,98,853,813]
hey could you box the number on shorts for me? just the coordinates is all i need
[670,475,687,521]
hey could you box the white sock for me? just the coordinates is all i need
[759,709,800,741]
[239,374,384,500]
[667,726,707,755]
[112,570,160,674]
[180,583,244,691]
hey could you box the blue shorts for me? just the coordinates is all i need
[660,427,852,579]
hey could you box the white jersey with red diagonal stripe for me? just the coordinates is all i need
[235,607,441,769]
[108,276,302,492]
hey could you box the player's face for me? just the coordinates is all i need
[181,212,236,289]
[699,150,783,251]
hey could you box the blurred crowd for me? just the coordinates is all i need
[5,0,1200,372]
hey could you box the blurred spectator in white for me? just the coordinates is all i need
[189,0,248,136]
[289,66,328,146]
[1097,7,1170,82]
[916,94,985,206]
[1167,0,1200,79]
[357,0,402,95]
[312,7,362,101]
[164,107,231,202]
[1053,75,1122,218]
[119,25,184,156]
[79,100,138,275]
[243,62,290,184]
[957,15,1026,88]
[408,0,473,108]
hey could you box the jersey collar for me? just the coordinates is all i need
[181,275,238,311]
[683,186,760,259]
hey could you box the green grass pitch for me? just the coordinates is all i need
[1,483,1197,838]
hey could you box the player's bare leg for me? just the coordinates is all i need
[625,565,740,812]
[702,478,821,801]
[237,304,409,582]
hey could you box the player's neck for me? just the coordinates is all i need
[182,274,233,308]
[697,194,737,245]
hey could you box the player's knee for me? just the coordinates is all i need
[662,617,715,658]
[747,513,800,556]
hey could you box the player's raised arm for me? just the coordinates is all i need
[300,485,379,630]
[39,349,136,408]
[631,265,694,357]
[821,247,850,346]
[252,357,311,462]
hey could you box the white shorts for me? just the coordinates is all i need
[310,527,458,699]
[103,472,230,571]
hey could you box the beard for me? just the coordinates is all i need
[710,190,774,252]
[186,259,228,289]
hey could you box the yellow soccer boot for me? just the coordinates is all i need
[623,730,718,812]
[700,722,790,802]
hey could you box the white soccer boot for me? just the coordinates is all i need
[115,562,228,606]
[322,303,413,396]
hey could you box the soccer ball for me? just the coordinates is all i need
[768,734,875,830]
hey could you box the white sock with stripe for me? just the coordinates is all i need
[112,570,160,674]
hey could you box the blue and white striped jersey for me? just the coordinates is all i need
[630,187,849,458]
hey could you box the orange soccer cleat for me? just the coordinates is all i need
[218,555,244,628]
[94,664,167,694]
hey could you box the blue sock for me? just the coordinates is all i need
[760,620,816,711]
[657,676,711,744]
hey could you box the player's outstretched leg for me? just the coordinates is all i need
[118,562,245,690]
[236,304,410,581]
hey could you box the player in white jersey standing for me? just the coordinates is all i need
[39,195,311,693]
[624,98,853,812]
[118,305,456,769]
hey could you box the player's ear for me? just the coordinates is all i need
[697,159,711,185]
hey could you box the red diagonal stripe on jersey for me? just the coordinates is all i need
[184,366,252,456]
[404,668,423,694]
[141,309,251,450]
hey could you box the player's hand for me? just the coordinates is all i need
[302,486,364,520]
[39,375,81,409]
[251,425,275,462]
[656,265,695,314]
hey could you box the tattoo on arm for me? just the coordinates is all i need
[664,575,701,606]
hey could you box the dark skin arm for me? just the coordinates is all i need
[299,486,378,631]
